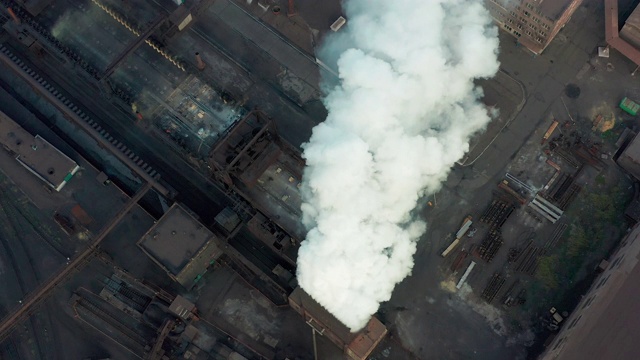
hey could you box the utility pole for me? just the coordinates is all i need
[312,328,318,360]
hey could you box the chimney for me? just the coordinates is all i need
[195,52,205,70]
[7,7,20,25]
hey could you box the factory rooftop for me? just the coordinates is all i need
[616,132,640,181]
[138,203,224,289]
[605,0,640,66]
[620,3,640,49]
[288,287,388,360]
[490,0,576,21]
[533,0,574,20]
[0,109,79,191]
[210,110,305,239]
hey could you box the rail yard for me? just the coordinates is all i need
[0,0,639,360]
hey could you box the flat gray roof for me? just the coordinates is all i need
[617,132,640,181]
[0,110,79,191]
[621,4,640,48]
[542,225,640,359]
[138,204,217,277]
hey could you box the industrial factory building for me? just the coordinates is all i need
[486,0,584,54]
[288,287,388,360]
[605,0,640,66]
[539,224,640,360]
[210,110,304,261]
[617,131,640,181]
[0,109,79,191]
[138,203,224,290]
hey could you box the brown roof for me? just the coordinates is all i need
[138,204,223,288]
[288,287,387,360]
[288,286,353,342]
[534,0,575,20]
[346,316,388,360]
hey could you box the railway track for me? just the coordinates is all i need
[0,179,70,257]
[73,289,149,346]
[1,0,303,320]
[0,189,49,360]
[0,182,152,341]
[0,44,170,197]
[71,297,146,358]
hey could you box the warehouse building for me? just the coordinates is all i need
[209,110,304,252]
[539,224,640,359]
[0,109,79,191]
[486,0,584,54]
[605,0,640,66]
[138,203,224,290]
[616,131,640,181]
[288,287,388,360]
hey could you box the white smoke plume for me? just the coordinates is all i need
[297,0,500,331]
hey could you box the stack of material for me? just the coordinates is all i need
[514,240,542,275]
[481,273,506,302]
[478,229,503,262]
[528,195,563,223]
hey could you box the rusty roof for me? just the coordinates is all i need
[288,287,387,359]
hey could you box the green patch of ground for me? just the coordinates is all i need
[520,182,631,327]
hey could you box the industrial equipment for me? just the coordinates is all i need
[441,216,473,257]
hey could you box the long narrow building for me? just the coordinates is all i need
[0,109,79,191]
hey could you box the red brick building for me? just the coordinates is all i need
[485,0,584,55]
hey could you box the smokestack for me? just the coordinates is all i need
[7,7,20,25]
[195,52,205,70]
[297,0,500,331]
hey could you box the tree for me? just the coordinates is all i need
[536,254,559,289]
[566,225,589,258]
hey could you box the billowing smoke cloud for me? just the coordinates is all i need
[297,0,499,331]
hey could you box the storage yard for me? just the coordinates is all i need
[0,0,638,360]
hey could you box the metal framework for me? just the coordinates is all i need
[101,13,167,79]
[0,182,152,340]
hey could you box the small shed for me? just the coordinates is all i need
[620,97,640,115]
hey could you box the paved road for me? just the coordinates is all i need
[376,1,605,359]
